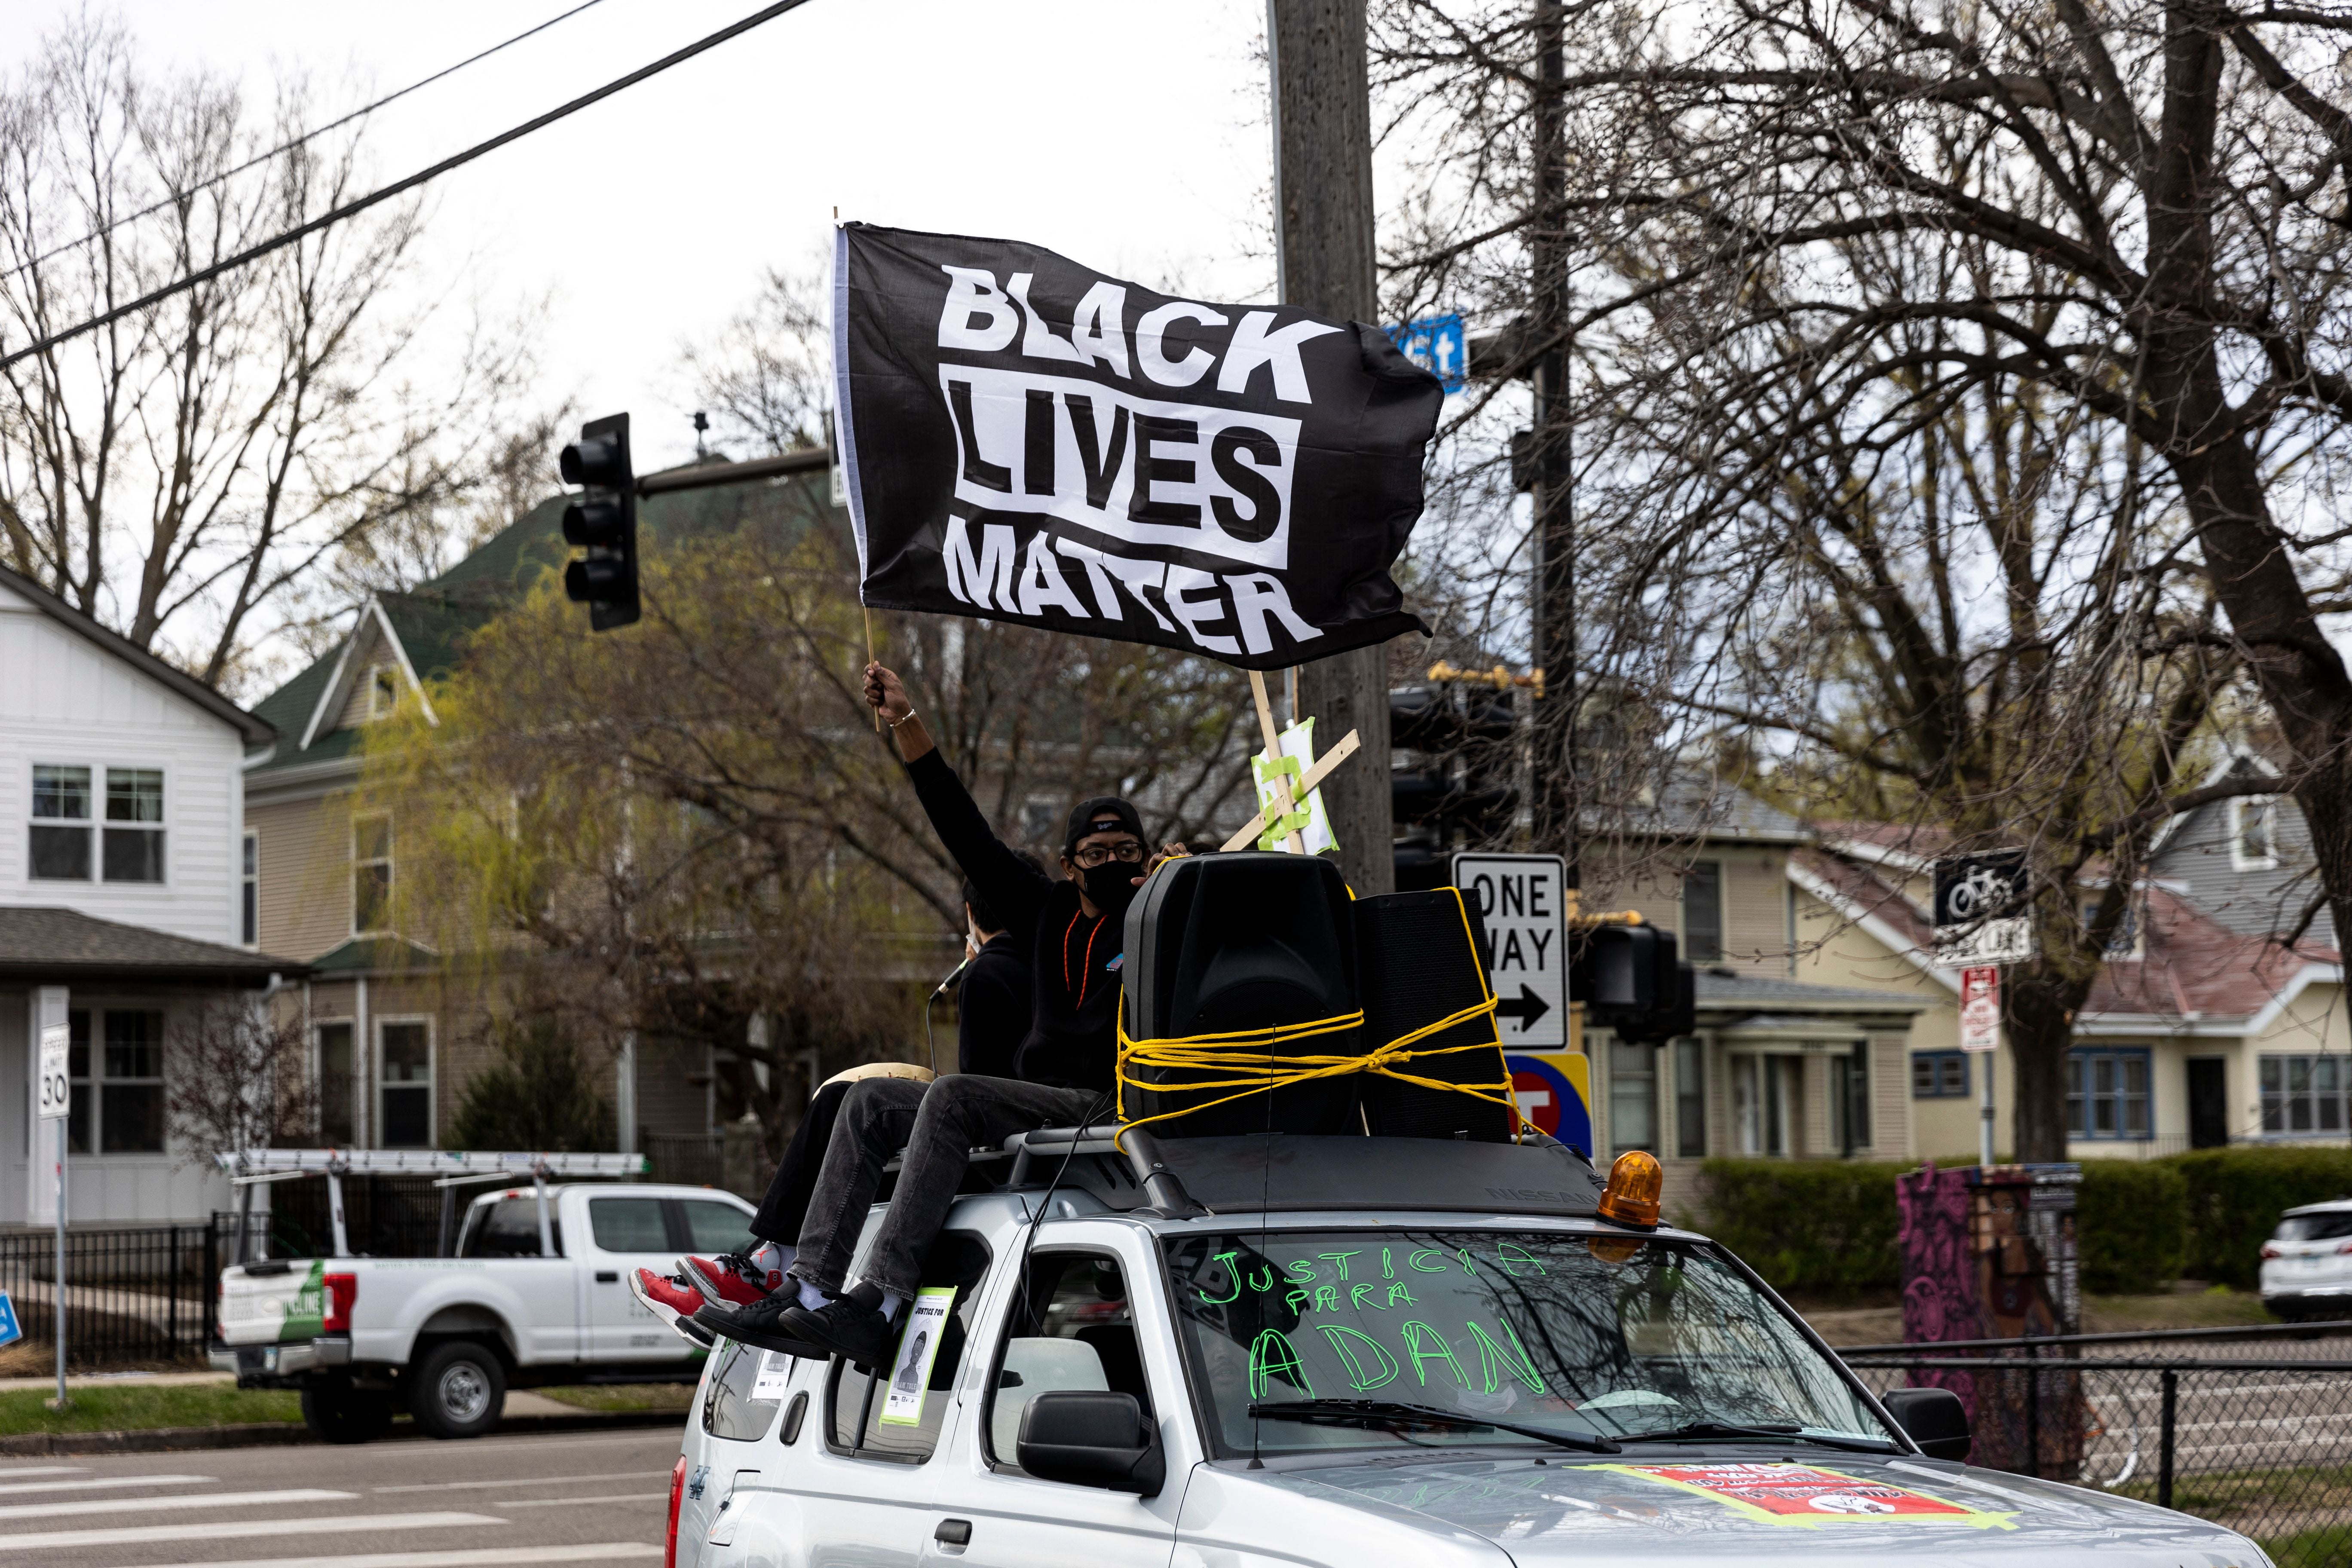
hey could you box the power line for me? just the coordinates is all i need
[5,0,613,283]
[0,0,816,371]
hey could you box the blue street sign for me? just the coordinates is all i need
[1387,312,1467,393]
[0,1291,23,1349]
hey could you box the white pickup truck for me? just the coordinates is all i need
[213,1164,756,1443]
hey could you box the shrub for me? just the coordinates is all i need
[2172,1145,2352,1289]
[448,1014,615,1152]
[2075,1160,2187,1295]
[1691,1160,1906,1294]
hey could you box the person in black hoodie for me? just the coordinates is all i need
[696,662,1183,1364]
[954,875,1031,1080]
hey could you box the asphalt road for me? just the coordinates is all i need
[4,1425,682,1568]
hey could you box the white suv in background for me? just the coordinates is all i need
[2260,1198,2352,1320]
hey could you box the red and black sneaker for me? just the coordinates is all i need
[680,1251,782,1309]
[630,1268,717,1348]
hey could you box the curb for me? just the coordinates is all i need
[0,1408,683,1456]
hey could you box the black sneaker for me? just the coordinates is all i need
[782,1283,899,1370]
[695,1292,829,1359]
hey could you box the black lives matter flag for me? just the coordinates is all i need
[831,223,1439,671]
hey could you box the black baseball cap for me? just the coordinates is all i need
[1063,796,1145,856]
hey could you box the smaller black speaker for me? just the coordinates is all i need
[1119,852,1360,1137]
[1356,888,1516,1142]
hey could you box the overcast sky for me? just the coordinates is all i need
[44,0,1279,473]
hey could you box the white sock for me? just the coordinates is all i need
[796,1277,830,1311]
[879,1289,906,1323]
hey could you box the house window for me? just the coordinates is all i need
[1912,1051,1971,1098]
[1734,1055,1793,1155]
[2231,796,2279,871]
[1829,1045,1871,1154]
[316,1023,356,1146]
[379,1020,432,1148]
[1673,1037,1706,1157]
[1682,860,1723,963]
[29,764,92,880]
[64,1008,165,1155]
[2068,1047,2152,1140]
[1608,1036,1657,1155]
[353,813,393,934]
[368,664,401,720]
[241,831,259,947]
[102,769,164,882]
[2260,1054,2350,1136]
[101,1011,165,1153]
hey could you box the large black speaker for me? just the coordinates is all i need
[1355,888,1516,1142]
[1120,852,1359,1137]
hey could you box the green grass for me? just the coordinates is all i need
[535,1384,695,1414]
[0,1385,301,1434]
[2261,1524,2352,1568]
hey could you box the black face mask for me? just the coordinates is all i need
[1081,860,1142,925]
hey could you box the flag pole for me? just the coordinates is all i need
[1249,670,1308,855]
[864,608,881,732]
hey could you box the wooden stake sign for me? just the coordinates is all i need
[1222,671,1363,853]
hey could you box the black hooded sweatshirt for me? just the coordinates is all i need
[906,750,1123,1091]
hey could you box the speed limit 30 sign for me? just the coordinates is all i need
[37,1021,68,1122]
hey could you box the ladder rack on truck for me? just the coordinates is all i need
[214,1148,649,1261]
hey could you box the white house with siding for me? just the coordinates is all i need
[0,564,300,1224]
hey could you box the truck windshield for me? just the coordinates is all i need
[1164,1229,1890,1456]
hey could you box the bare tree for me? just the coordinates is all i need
[167,991,316,1166]
[1369,0,2352,1155]
[678,262,832,459]
[0,16,551,693]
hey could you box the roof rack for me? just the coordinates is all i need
[212,1149,649,1261]
[992,1127,1605,1220]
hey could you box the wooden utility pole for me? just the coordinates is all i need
[1529,1,1576,894]
[1268,0,1395,897]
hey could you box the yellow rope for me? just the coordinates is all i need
[1115,993,1535,1145]
[1112,884,1536,1146]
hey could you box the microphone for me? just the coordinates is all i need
[930,953,973,1000]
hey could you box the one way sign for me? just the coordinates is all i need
[1453,852,1567,1048]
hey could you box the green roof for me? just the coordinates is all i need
[246,465,833,781]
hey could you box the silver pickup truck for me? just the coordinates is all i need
[664,1128,2266,1568]
[214,1167,754,1442]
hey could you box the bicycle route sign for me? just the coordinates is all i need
[1931,850,2036,968]
[1452,852,1567,1048]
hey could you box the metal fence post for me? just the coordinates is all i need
[165,1224,179,1355]
[2023,1338,2040,1479]
[2158,1368,2177,1511]
[203,1217,219,1351]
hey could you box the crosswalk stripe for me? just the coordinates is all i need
[132,1547,661,1568]
[491,1493,667,1508]
[0,1485,352,1521]
[0,1509,497,1552]
[0,1470,211,1495]
[0,1468,80,1479]
[374,1469,669,1494]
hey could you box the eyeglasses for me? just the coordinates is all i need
[1071,842,1147,867]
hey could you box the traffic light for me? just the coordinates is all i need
[1573,922,1696,1044]
[560,413,638,631]
[1390,684,1517,890]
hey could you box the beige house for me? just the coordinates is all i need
[1572,788,1929,1194]
[1790,813,2345,1162]
[242,469,836,1169]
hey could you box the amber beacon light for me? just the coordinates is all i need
[1597,1150,1663,1229]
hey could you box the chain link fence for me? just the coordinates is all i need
[1845,1322,2352,1565]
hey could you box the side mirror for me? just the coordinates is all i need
[1882,1387,1971,1461]
[1016,1390,1166,1497]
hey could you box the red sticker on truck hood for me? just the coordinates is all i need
[1599,1462,2017,1528]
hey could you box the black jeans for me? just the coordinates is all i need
[796,1075,1102,1298]
[747,1078,858,1247]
